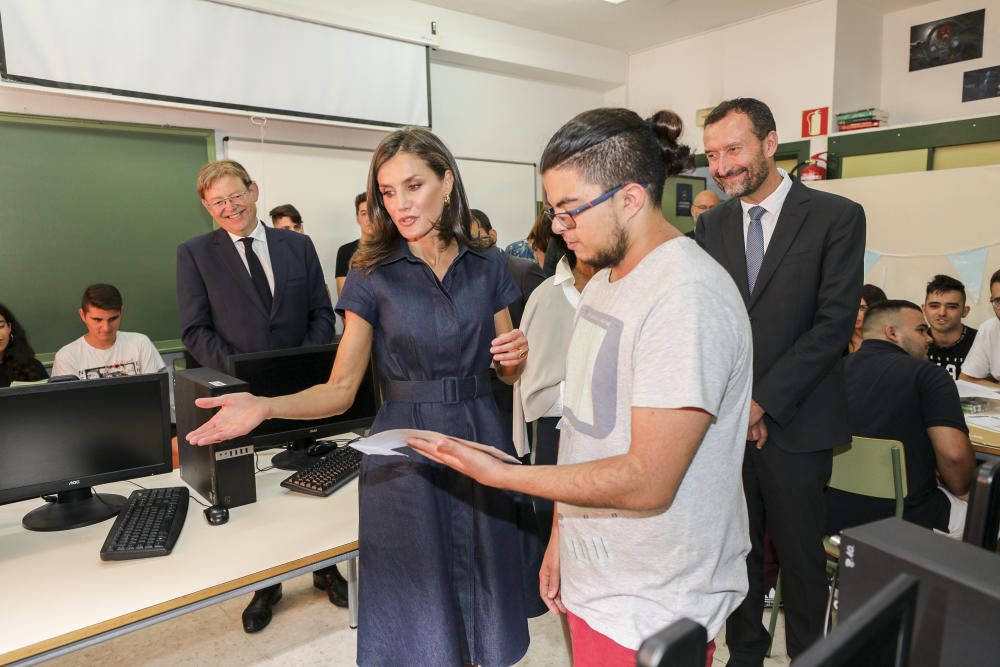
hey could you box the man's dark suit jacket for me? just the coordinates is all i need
[502,253,547,329]
[696,180,865,452]
[177,226,335,372]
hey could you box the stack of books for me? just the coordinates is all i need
[835,108,889,132]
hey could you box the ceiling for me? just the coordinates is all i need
[419,0,931,52]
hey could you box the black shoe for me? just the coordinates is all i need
[313,566,349,608]
[242,584,282,633]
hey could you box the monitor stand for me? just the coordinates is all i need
[22,487,126,532]
[270,437,317,471]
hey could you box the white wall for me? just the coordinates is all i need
[220,0,626,89]
[833,0,884,116]
[626,0,838,152]
[881,0,1000,124]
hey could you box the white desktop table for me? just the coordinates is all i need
[0,452,359,666]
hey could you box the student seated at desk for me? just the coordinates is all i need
[0,302,47,387]
[52,284,165,380]
[826,300,977,538]
[960,269,1000,388]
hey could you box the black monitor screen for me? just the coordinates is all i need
[227,343,380,448]
[0,373,172,505]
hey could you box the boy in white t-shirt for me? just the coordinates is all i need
[52,284,165,380]
[960,269,1000,387]
[408,108,751,666]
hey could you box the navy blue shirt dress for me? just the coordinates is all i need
[337,240,532,666]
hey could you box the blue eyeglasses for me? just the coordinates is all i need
[544,184,626,230]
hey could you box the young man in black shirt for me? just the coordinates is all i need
[923,274,977,379]
[334,192,373,296]
[827,300,976,538]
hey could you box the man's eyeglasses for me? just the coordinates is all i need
[206,190,251,212]
[990,296,1000,309]
[544,184,627,231]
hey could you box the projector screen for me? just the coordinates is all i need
[0,0,430,127]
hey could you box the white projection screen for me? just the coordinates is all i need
[224,138,539,294]
[0,0,430,127]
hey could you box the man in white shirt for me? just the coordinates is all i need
[409,107,752,666]
[52,284,165,380]
[960,269,1000,387]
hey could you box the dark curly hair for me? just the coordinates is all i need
[0,303,45,382]
[540,107,693,207]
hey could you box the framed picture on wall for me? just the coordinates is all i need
[963,65,1000,102]
[908,9,984,72]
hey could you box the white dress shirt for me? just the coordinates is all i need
[227,221,275,295]
[740,169,793,252]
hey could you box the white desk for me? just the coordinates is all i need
[0,453,359,666]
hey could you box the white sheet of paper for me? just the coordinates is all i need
[348,429,410,457]
[956,379,1000,399]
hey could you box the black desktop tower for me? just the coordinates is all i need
[838,518,1000,666]
[174,368,257,508]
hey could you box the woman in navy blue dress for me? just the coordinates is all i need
[188,127,535,666]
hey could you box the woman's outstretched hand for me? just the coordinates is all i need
[186,392,270,445]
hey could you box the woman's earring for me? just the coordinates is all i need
[443,193,451,206]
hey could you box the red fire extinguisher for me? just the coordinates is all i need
[799,152,827,181]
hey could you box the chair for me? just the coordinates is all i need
[766,436,908,656]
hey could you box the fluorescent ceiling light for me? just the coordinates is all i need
[603,0,629,4]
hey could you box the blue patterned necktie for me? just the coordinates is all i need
[746,205,766,294]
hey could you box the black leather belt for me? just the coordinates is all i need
[384,373,493,405]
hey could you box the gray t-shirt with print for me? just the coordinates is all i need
[558,236,752,649]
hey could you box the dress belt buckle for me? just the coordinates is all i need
[441,376,460,404]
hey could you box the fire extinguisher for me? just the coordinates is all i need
[799,152,827,181]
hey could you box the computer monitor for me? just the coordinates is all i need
[962,459,1000,552]
[636,618,707,667]
[0,373,172,532]
[226,343,381,470]
[794,573,918,667]
[838,517,1000,667]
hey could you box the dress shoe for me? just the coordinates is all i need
[242,583,282,633]
[313,565,349,608]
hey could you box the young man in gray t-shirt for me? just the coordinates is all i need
[409,108,752,664]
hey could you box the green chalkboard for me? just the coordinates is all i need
[0,113,215,355]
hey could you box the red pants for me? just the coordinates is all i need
[567,611,716,667]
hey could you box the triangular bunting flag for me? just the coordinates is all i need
[864,249,881,278]
[948,247,989,304]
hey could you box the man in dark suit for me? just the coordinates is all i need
[176,160,336,633]
[696,98,865,665]
[177,160,334,373]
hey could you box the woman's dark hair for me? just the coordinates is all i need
[861,283,888,307]
[527,208,552,254]
[0,303,44,381]
[540,107,693,207]
[353,128,487,270]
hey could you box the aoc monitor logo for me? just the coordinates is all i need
[68,480,81,485]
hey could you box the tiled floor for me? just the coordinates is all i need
[48,576,791,666]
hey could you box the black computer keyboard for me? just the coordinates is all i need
[100,486,189,561]
[281,446,363,496]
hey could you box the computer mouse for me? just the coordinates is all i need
[307,441,336,457]
[204,505,229,526]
